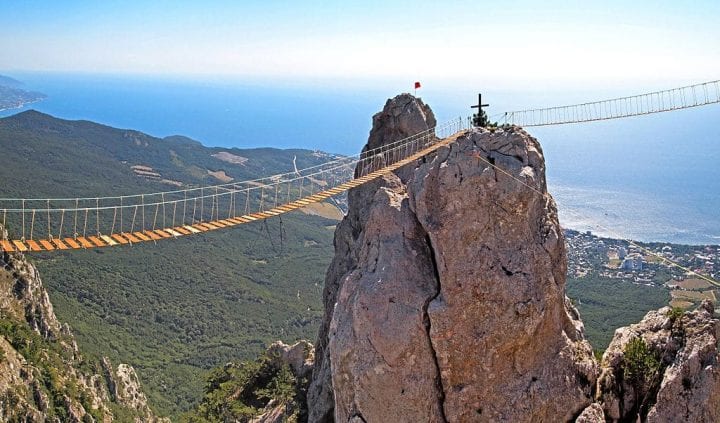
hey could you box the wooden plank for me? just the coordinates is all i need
[12,241,28,252]
[1,240,15,252]
[26,240,43,251]
[173,226,191,235]
[76,237,95,249]
[165,228,182,237]
[39,240,55,251]
[59,238,76,249]
[143,231,162,241]
[153,230,172,238]
[184,225,201,233]
[209,220,226,228]
[225,218,244,225]
[101,235,118,246]
[53,238,70,250]
[191,224,209,232]
[233,216,252,223]
[111,234,130,245]
[133,232,152,241]
[88,236,107,247]
[240,214,257,221]
[122,232,141,243]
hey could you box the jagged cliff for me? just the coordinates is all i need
[307,94,598,422]
[0,223,165,422]
[305,94,720,422]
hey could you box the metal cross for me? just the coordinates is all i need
[471,93,489,115]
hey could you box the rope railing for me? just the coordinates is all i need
[501,79,720,127]
[0,117,467,252]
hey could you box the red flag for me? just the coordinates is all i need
[414,81,421,89]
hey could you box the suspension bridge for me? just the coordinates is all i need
[1,79,718,259]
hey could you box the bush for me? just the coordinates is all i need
[666,307,684,322]
[622,337,662,418]
[623,337,660,385]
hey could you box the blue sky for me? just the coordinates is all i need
[1,1,719,90]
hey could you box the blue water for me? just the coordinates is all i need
[1,73,719,245]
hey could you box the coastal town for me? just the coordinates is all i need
[565,229,719,308]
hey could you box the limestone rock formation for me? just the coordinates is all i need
[593,300,720,422]
[0,223,166,422]
[308,94,598,422]
[266,339,315,380]
[575,403,605,423]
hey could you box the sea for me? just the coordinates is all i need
[1,72,719,245]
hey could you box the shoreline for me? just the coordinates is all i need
[0,97,45,113]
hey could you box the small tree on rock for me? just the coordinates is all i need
[472,109,489,127]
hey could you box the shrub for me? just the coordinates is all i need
[666,307,684,322]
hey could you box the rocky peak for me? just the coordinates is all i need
[307,95,598,422]
[364,93,436,155]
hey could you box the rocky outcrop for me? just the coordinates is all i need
[575,403,605,422]
[250,341,316,423]
[102,357,168,422]
[266,340,315,380]
[593,300,720,422]
[308,94,598,422]
[307,94,439,422]
[0,223,166,422]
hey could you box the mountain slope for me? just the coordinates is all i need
[0,110,339,198]
[0,110,342,417]
[1,223,165,421]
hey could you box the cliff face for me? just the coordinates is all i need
[0,223,165,422]
[307,94,598,422]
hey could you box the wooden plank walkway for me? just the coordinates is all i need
[0,131,463,253]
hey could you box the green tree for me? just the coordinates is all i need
[472,108,489,127]
[622,337,661,418]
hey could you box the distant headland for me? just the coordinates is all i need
[0,74,46,112]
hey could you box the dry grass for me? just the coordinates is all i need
[676,278,714,290]
[669,299,694,309]
[207,169,234,183]
[671,289,716,302]
[300,202,343,220]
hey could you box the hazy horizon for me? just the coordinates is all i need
[2,1,719,91]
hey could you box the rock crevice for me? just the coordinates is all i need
[421,231,448,423]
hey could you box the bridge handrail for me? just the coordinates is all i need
[502,79,720,127]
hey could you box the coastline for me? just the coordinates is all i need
[0,97,45,113]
